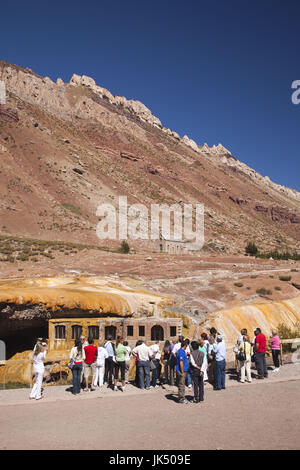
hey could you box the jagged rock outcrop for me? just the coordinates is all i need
[0,104,19,122]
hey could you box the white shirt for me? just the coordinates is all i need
[33,351,46,372]
[70,346,85,362]
[213,341,226,361]
[237,335,244,346]
[132,343,152,361]
[149,344,161,360]
[172,342,181,356]
[96,347,108,367]
[124,346,131,361]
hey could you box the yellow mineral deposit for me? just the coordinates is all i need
[1,274,300,385]
[201,296,300,348]
[0,275,169,315]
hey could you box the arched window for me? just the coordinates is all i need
[72,325,82,340]
[151,325,164,341]
[88,325,99,340]
[105,325,116,340]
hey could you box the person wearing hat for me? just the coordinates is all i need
[213,334,226,390]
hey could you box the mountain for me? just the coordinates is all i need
[0,60,299,254]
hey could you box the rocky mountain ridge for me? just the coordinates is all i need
[0,60,299,254]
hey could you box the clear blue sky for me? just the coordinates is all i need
[2,0,300,190]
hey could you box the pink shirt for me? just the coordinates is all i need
[271,335,280,350]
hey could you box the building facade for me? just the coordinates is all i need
[49,316,183,351]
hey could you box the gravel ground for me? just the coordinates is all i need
[0,363,299,450]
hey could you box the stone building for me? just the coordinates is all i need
[49,316,183,351]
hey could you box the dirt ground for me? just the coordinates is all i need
[0,368,299,450]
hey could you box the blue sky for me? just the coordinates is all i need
[1,0,300,190]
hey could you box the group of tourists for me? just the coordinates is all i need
[29,327,281,404]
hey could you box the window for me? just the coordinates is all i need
[105,325,116,340]
[139,325,145,337]
[55,325,65,339]
[151,325,164,341]
[170,326,177,337]
[72,325,82,340]
[127,325,134,337]
[88,325,99,340]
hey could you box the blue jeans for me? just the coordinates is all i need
[186,369,192,387]
[151,360,161,386]
[215,359,226,389]
[72,363,82,394]
[137,360,150,389]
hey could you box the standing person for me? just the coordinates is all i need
[190,341,207,403]
[237,329,248,346]
[270,329,281,373]
[207,334,216,385]
[172,335,184,358]
[104,335,115,389]
[235,328,248,378]
[168,339,177,386]
[94,342,108,388]
[113,336,128,391]
[70,339,85,395]
[80,335,88,388]
[185,339,193,389]
[254,328,268,379]
[198,338,208,382]
[176,339,189,404]
[162,340,171,384]
[134,340,143,386]
[149,341,161,388]
[123,341,131,383]
[29,341,47,400]
[132,340,152,390]
[209,327,218,341]
[83,337,98,391]
[213,335,226,391]
[238,335,252,383]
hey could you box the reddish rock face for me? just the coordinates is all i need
[0,60,299,255]
[0,105,19,123]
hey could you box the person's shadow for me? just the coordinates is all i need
[165,393,195,403]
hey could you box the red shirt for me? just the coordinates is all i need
[84,345,97,364]
[255,333,266,353]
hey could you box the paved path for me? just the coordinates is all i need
[0,363,300,450]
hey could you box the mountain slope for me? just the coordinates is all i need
[0,60,299,254]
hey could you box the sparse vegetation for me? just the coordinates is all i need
[277,322,300,352]
[118,240,130,254]
[279,275,292,282]
[245,242,258,256]
[234,282,243,288]
[256,288,272,296]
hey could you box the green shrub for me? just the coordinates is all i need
[119,240,130,254]
[245,242,258,256]
[279,276,291,282]
[275,286,281,291]
[277,322,300,352]
[256,288,272,296]
[234,282,243,288]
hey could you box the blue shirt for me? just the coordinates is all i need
[176,348,189,373]
[213,341,226,361]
